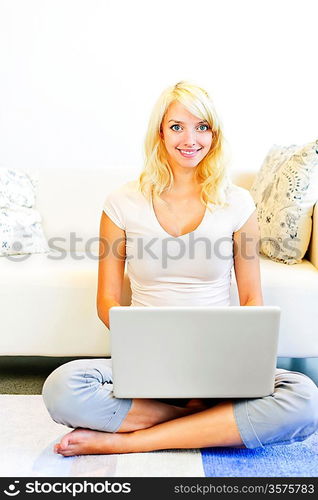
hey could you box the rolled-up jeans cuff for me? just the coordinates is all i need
[104,397,133,433]
[233,400,265,449]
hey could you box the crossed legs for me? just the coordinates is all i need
[42,358,318,456]
[53,398,244,456]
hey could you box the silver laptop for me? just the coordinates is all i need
[109,306,281,399]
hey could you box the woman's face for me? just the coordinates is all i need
[160,100,213,171]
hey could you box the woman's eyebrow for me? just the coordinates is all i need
[168,119,208,124]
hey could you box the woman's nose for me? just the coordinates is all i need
[182,129,196,146]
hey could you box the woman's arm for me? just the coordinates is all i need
[233,210,264,306]
[96,211,126,329]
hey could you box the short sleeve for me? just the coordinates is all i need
[233,188,256,232]
[103,189,126,230]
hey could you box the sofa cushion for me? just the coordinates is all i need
[0,167,49,256]
[250,140,318,265]
[230,255,318,357]
[0,166,37,208]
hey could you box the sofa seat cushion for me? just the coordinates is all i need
[0,250,98,285]
[231,255,318,357]
[0,251,108,356]
[2,252,317,358]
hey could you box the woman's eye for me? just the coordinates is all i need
[170,124,210,132]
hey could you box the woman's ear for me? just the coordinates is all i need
[159,122,165,141]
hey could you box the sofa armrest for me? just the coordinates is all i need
[308,202,318,270]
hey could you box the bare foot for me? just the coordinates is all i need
[54,428,128,456]
[54,402,215,457]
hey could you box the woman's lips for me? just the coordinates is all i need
[177,148,202,158]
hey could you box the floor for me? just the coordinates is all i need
[0,356,318,394]
[1,356,318,478]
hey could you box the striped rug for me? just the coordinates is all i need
[0,395,204,477]
[1,395,317,477]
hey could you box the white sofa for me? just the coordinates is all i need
[0,167,317,358]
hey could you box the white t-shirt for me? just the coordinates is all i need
[103,180,256,307]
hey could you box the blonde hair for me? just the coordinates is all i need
[138,80,231,211]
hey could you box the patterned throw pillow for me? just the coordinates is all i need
[250,139,318,265]
[0,167,49,256]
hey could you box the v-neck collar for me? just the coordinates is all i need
[150,195,208,238]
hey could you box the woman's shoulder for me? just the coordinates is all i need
[224,183,256,232]
[103,179,145,230]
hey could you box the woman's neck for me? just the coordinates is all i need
[168,180,201,197]
[168,163,199,190]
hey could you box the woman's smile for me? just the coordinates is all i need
[177,148,203,158]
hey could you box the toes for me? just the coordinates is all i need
[54,429,83,455]
[61,442,80,456]
[58,430,78,450]
[59,448,77,457]
[54,443,76,456]
[54,441,71,454]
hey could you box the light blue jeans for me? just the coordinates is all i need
[42,358,318,449]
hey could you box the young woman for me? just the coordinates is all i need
[42,81,318,456]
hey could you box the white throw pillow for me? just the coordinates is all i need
[250,139,318,265]
[0,167,49,256]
